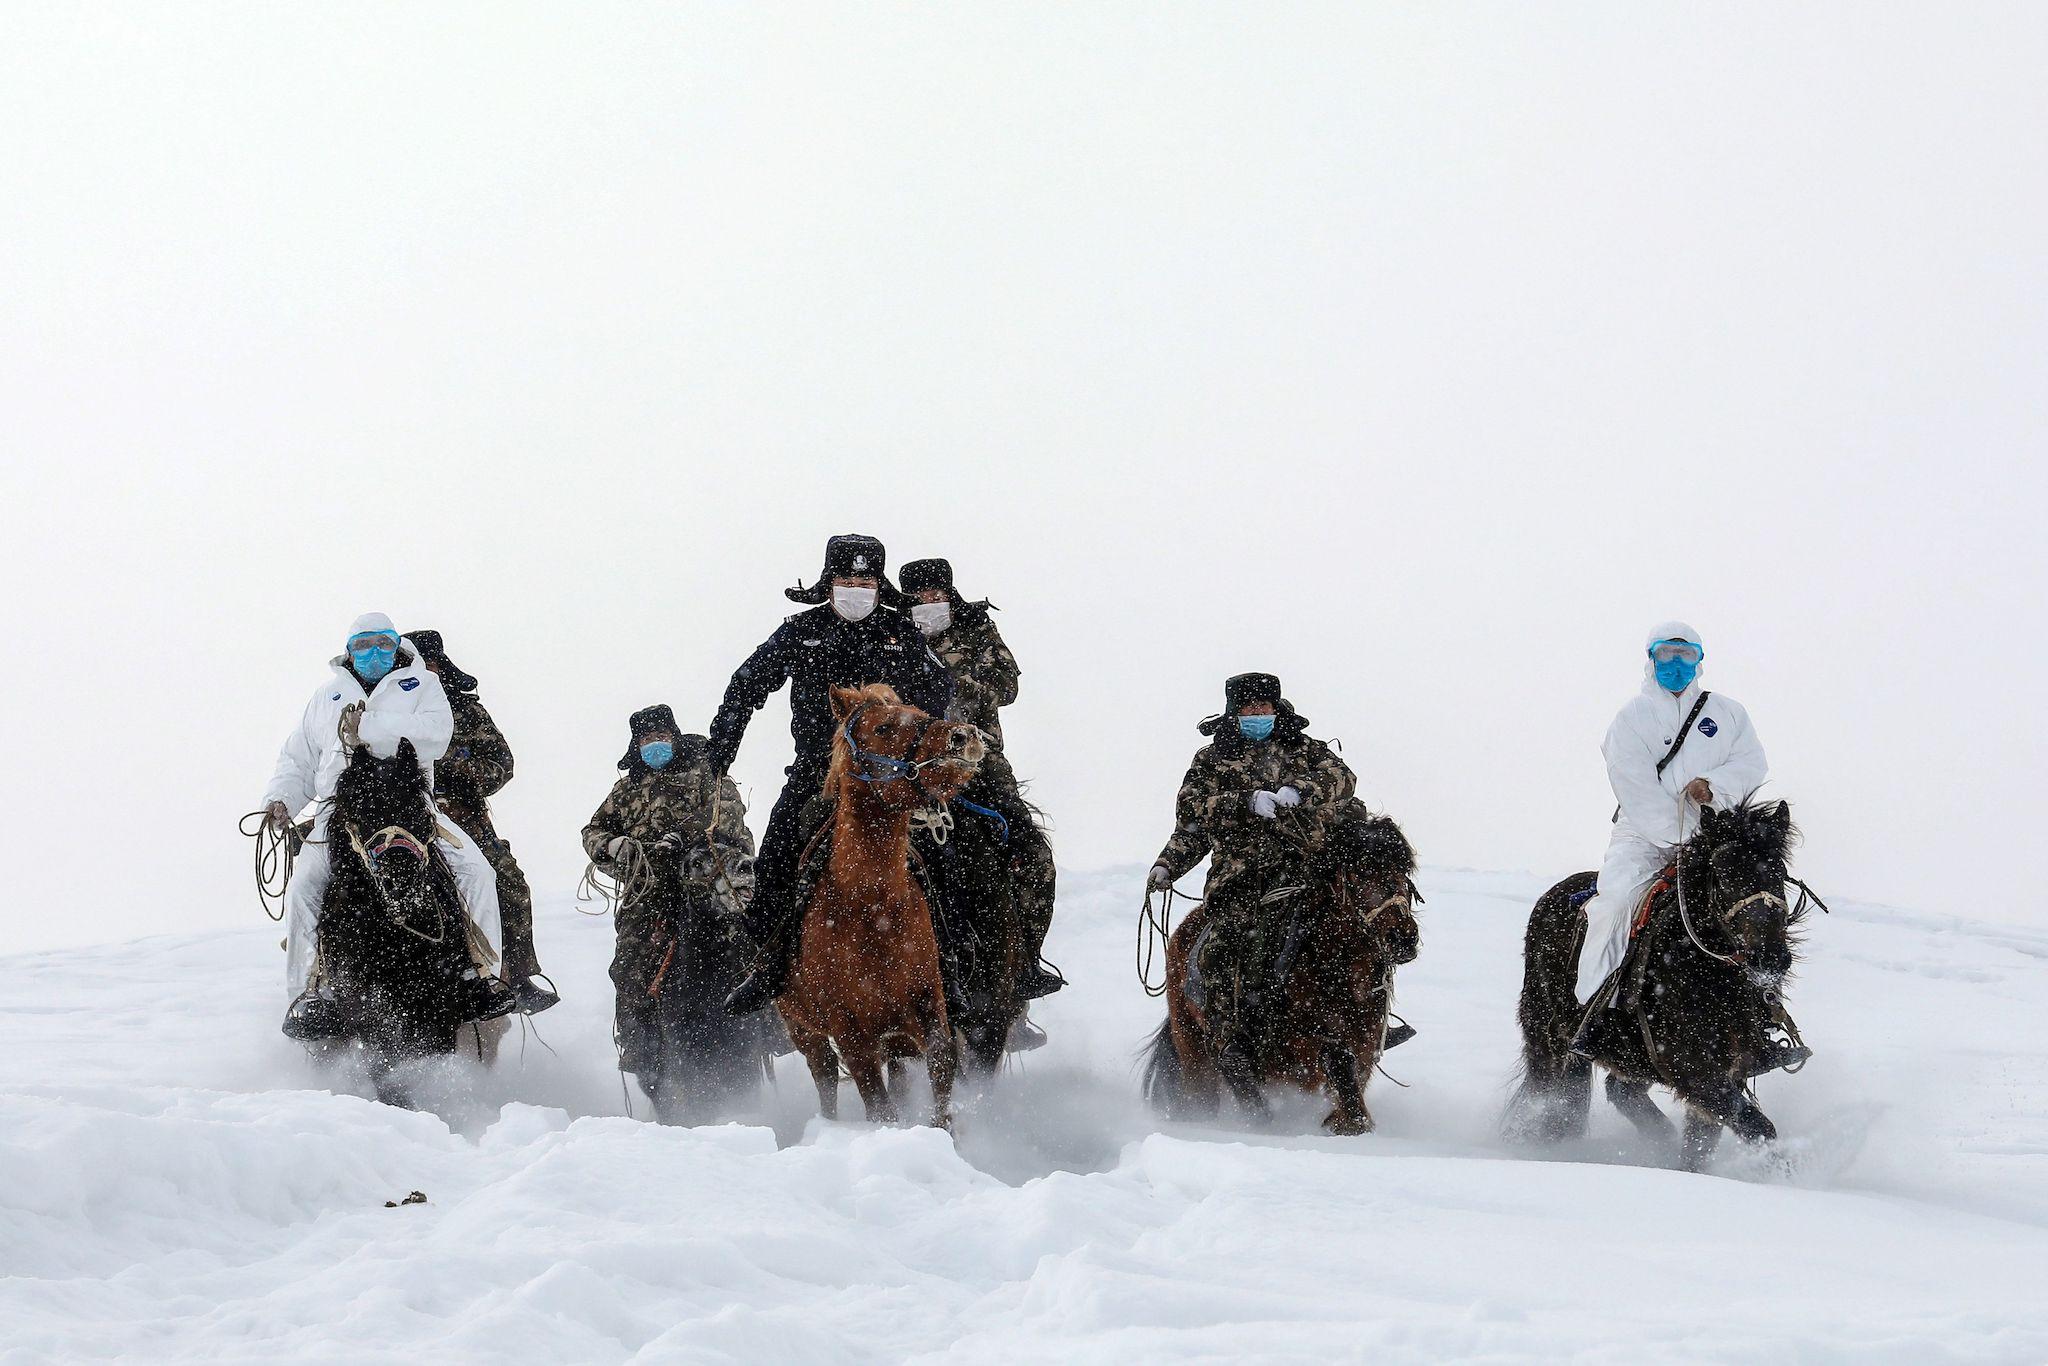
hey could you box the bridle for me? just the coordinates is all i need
[841,702,950,789]
[839,701,1008,844]
[1673,849,1828,967]
[338,808,447,943]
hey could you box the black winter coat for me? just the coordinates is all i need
[707,603,952,778]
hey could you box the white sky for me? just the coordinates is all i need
[3,4,2043,953]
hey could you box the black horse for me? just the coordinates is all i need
[620,835,779,1125]
[1510,798,1815,1171]
[917,785,1049,1083]
[316,739,475,1106]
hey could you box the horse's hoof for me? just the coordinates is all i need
[1322,1111,1372,1136]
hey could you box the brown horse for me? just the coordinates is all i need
[777,684,986,1128]
[1142,807,1420,1134]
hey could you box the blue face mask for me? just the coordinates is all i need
[1653,656,1699,693]
[1237,714,1276,742]
[640,741,675,770]
[350,644,397,683]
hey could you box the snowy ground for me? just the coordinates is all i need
[4,865,2046,1364]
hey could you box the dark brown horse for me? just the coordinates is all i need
[1509,798,1815,1171]
[1142,806,1420,1134]
[777,684,985,1128]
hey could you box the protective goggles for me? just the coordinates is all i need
[348,632,398,653]
[1648,640,1704,665]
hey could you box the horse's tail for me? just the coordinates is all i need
[1139,1017,1182,1114]
[1505,871,1597,1144]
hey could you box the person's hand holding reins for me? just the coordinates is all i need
[265,800,293,835]
[1685,777,1713,805]
[337,700,365,751]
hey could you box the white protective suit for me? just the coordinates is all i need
[1576,621,1769,994]
[263,617,502,999]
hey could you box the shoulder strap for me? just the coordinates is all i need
[1612,692,1712,823]
[1656,691,1713,778]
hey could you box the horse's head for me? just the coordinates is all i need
[826,684,985,810]
[1305,805,1422,962]
[331,739,440,909]
[1686,799,1803,981]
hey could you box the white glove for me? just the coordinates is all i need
[1148,863,1173,890]
[1249,790,1280,820]
[606,836,631,862]
[1275,786,1302,808]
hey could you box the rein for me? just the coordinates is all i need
[842,700,1008,843]
[337,811,447,945]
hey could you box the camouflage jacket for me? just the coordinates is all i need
[582,753,755,866]
[1153,735,1358,906]
[925,605,1020,747]
[434,692,514,835]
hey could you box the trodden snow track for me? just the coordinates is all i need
[4,867,2046,1362]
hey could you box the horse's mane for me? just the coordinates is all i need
[331,742,431,827]
[1679,796,1808,925]
[1313,804,1416,883]
[823,683,907,796]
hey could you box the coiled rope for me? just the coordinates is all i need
[577,836,653,917]
[238,810,319,922]
[1137,880,1197,998]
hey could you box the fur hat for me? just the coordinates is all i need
[785,533,905,608]
[1198,672,1310,745]
[405,629,476,692]
[619,704,710,771]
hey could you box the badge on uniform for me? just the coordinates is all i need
[399,678,420,692]
[1699,717,1718,737]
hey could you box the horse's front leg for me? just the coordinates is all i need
[1678,1080,1776,1171]
[918,997,958,1132]
[783,1014,841,1122]
[1212,1039,1273,1127]
[1604,1073,1678,1147]
[846,1046,899,1125]
[1681,1105,1724,1170]
[1318,1039,1371,1135]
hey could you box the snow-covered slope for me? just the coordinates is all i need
[5,867,2046,1363]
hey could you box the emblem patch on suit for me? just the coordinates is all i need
[1699,716,1718,737]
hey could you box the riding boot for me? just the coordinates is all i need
[282,985,346,1042]
[1018,960,1066,1000]
[722,902,801,1015]
[459,969,519,1025]
[1006,1018,1048,1052]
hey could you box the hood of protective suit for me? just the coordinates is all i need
[1641,619,1704,693]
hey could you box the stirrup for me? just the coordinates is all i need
[513,974,560,1015]
[722,969,779,1017]
[460,972,518,1025]
[1019,962,1066,1000]
[282,990,346,1042]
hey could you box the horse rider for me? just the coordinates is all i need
[583,705,754,1075]
[1573,621,1769,1007]
[409,628,557,1015]
[713,534,954,1015]
[1147,673,1358,1067]
[262,613,516,1039]
[899,557,1064,1008]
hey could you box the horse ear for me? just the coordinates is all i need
[828,687,861,723]
[1697,805,1720,837]
[395,737,416,764]
[1767,801,1792,832]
